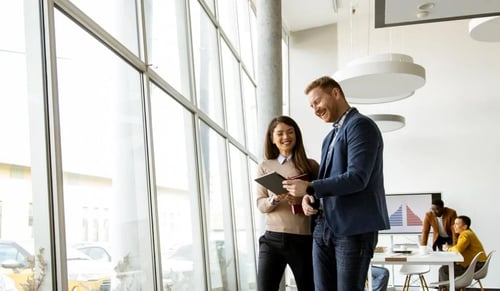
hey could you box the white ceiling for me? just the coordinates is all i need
[282,0,500,32]
[281,0,339,32]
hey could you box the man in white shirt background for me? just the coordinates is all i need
[421,199,457,250]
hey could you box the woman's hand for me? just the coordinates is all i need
[274,193,287,202]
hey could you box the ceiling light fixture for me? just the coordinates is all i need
[416,10,429,19]
[417,2,435,11]
[469,16,500,42]
[416,2,435,18]
[368,114,406,133]
[332,0,338,13]
[333,53,426,104]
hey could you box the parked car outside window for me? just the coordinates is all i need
[0,240,111,291]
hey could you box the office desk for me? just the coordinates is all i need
[368,251,463,291]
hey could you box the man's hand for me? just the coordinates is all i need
[282,179,309,196]
[302,194,318,216]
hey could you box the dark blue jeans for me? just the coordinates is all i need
[257,231,314,291]
[312,219,378,291]
[369,266,389,291]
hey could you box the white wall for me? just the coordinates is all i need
[289,20,500,287]
[288,24,338,160]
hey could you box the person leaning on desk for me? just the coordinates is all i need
[421,199,457,251]
[438,215,487,283]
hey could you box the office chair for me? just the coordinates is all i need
[400,264,430,291]
[429,251,483,291]
[470,250,495,291]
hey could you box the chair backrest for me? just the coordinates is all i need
[454,251,484,288]
[399,264,430,275]
[474,250,495,280]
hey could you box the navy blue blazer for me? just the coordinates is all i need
[312,108,390,236]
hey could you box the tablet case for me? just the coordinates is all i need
[254,172,310,214]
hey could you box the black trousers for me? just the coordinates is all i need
[433,236,453,251]
[439,261,485,281]
[257,231,314,291]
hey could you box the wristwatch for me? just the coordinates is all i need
[269,195,279,206]
[306,182,315,196]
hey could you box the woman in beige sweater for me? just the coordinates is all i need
[256,116,319,291]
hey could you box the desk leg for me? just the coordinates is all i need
[367,264,373,291]
[448,263,455,290]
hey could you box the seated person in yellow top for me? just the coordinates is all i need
[439,215,487,282]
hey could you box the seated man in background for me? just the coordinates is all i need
[421,199,457,250]
[366,266,389,291]
[439,215,487,282]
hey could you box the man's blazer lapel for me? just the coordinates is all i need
[318,129,335,178]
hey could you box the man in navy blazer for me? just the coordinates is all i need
[283,76,390,291]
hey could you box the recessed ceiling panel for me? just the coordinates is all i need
[375,0,500,28]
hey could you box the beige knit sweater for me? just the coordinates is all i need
[255,159,319,235]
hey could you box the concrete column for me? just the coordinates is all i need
[256,0,282,158]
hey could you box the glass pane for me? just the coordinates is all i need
[146,0,191,98]
[217,0,239,51]
[55,12,154,290]
[0,2,36,290]
[150,84,206,291]
[229,145,257,291]
[221,40,245,144]
[190,0,224,126]
[199,122,237,291]
[236,0,254,76]
[0,5,29,166]
[248,161,263,251]
[241,73,258,155]
[249,7,257,79]
[69,0,139,55]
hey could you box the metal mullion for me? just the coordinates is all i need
[192,115,211,291]
[224,139,240,291]
[214,6,229,140]
[139,73,163,291]
[185,4,210,288]
[38,0,69,290]
[134,0,162,289]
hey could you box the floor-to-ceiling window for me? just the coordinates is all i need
[0,0,262,290]
[0,0,55,290]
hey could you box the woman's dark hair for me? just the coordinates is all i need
[457,215,471,229]
[263,116,316,177]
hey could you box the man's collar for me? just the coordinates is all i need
[333,107,353,128]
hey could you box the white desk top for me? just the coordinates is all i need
[368,251,464,291]
[372,250,463,264]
